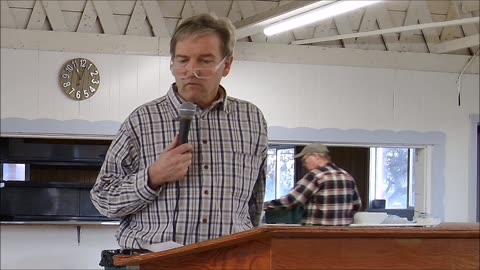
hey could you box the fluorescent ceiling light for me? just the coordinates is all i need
[264,0,382,36]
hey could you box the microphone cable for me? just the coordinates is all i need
[172,182,180,243]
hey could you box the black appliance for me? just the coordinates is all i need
[0,137,116,222]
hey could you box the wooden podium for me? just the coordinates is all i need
[115,223,479,270]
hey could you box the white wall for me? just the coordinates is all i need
[1,48,479,269]
[0,225,118,269]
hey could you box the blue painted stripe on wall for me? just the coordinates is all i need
[1,117,122,137]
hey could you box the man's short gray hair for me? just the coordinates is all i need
[170,13,236,59]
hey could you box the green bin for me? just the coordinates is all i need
[265,205,304,224]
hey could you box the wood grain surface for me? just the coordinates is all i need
[115,223,479,270]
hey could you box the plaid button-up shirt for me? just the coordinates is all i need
[91,84,268,248]
[267,163,362,226]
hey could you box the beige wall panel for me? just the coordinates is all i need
[432,13,448,22]
[206,0,231,17]
[157,0,184,18]
[7,0,35,9]
[346,9,365,31]
[253,0,278,13]
[386,0,410,12]
[428,0,451,14]
[390,10,407,28]
[58,0,86,12]
[110,0,135,15]
[63,11,82,32]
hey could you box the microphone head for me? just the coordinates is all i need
[179,102,197,119]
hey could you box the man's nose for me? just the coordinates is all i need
[185,59,203,70]
[184,61,198,78]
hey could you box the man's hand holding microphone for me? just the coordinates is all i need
[148,102,197,190]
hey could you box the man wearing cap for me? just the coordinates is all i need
[264,143,362,226]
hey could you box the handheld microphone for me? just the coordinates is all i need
[178,102,197,144]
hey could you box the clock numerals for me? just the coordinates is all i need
[59,58,100,101]
[71,59,78,69]
[65,64,74,73]
[67,88,92,100]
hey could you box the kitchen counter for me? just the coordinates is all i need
[0,220,119,226]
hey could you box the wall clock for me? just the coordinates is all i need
[59,58,100,100]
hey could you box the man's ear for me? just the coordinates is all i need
[222,56,234,77]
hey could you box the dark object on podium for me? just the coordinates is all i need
[100,249,149,270]
[370,199,386,209]
[265,205,304,224]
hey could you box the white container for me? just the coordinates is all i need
[353,212,388,224]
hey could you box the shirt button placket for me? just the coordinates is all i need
[198,116,210,227]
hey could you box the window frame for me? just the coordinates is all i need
[368,147,416,209]
[265,145,295,201]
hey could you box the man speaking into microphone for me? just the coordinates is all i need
[90,14,268,249]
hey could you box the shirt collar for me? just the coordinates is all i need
[167,83,231,115]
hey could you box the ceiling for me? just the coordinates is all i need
[1,0,479,72]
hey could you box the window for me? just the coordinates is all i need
[2,163,28,181]
[265,147,295,201]
[369,147,415,209]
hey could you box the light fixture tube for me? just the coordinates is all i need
[264,0,382,36]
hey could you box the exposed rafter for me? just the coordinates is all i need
[237,1,266,42]
[2,27,478,75]
[92,1,120,35]
[400,0,440,53]
[41,0,67,32]
[292,17,479,46]
[142,0,170,38]
[77,0,97,33]
[0,0,479,58]
[125,0,147,36]
[432,34,480,53]
[0,1,16,29]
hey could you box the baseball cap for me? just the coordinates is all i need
[294,143,329,158]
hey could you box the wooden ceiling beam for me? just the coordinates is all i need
[237,1,266,42]
[431,34,480,53]
[292,17,479,45]
[27,0,47,30]
[92,0,121,35]
[125,0,147,36]
[1,0,17,29]
[2,27,478,74]
[142,0,171,38]
[41,0,68,32]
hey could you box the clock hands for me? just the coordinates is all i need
[78,65,89,87]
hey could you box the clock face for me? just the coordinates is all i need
[59,58,100,100]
